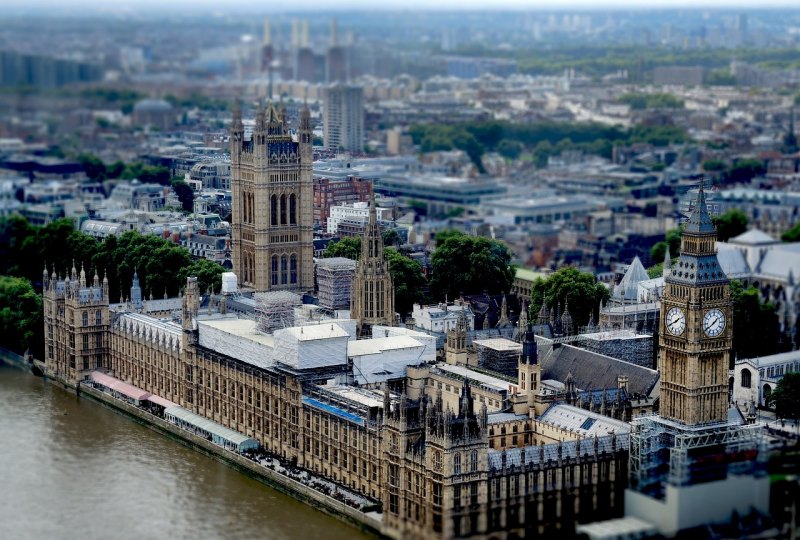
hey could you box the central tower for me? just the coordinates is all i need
[230,101,314,292]
[659,183,732,425]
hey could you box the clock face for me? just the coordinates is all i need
[666,307,686,336]
[703,309,726,337]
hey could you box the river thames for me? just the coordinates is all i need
[0,364,370,540]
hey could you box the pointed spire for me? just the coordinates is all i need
[300,100,311,131]
[93,269,100,287]
[663,245,672,278]
[537,298,549,326]
[71,260,77,280]
[255,100,266,132]
[231,98,242,131]
[498,293,509,326]
[684,178,715,234]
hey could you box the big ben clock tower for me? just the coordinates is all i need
[659,182,732,425]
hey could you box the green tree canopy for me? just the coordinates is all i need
[712,209,748,242]
[619,92,684,110]
[529,267,610,329]
[324,237,361,260]
[727,158,766,184]
[428,231,514,300]
[385,248,426,316]
[702,159,727,172]
[770,372,800,420]
[0,276,43,356]
[382,229,401,248]
[731,280,780,360]
[178,258,224,295]
[171,179,194,212]
[650,228,682,263]
[781,222,800,243]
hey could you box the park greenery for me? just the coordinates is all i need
[730,280,781,360]
[409,120,690,169]
[702,158,766,185]
[0,276,43,356]
[781,222,800,243]
[428,230,515,301]
[650,228,682,266]
[528,267,610,329]
[712,209,749,242]
[770,372,800,420]
[618,93,684,110]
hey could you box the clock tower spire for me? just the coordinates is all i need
[659,180,732,425]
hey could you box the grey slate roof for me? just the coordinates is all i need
[729,228,778,246]
[683,183,716,235]
[488,433,629,471]
[539,341,659,399]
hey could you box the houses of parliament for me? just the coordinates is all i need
[42,108,756,539]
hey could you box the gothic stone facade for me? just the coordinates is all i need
[45,275,628,539]
[230,102,314,292]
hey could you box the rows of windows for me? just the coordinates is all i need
[271,254,299,286]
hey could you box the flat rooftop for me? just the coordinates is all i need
[198,318,274,347]
[473,337,522,352]
[435,363,518,393]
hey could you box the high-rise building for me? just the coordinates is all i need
[230,101,314,292]
[351,193,394,336]
[323,84,364,153]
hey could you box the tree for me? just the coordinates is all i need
[770,372,800,420]
[429,231,514,300]
[529,267,610,329]
[382,229,401,248]
[497,139,523,160]
[712,209,748,242]
[727,159,765,184]
[78,153,107,181]
[781,223,800,243]
[0,276,43,356]
[179,258,224,295]
[702,159,727,172]
[385,248,426,316]
[650,228,682,263]
[730,280,780,361]
[324,237,361,260]
[171,179,194,212]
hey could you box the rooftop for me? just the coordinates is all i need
[473,337,522,352]
[347,335,424,356]
[198,318,274,347]
[435,363,518,393]
[538,403,631,437]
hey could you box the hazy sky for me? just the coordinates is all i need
[4,0,800,12]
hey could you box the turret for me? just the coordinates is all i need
[561,301,574,336]
[663,245,672,278]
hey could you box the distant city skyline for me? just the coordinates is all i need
[3,0,800,14]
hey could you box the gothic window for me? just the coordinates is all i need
[454,452,462,475]
[433,450,443,472]
[281,255,288,285]
[95,310,101,325]
[280,194,287,224]
[82,312,88,326]
[741,368,751,388]
[272,255,279,286]
[271,195,278,226]
[289,193,296,224]
[290,254,297,284]
[470,450,478,472]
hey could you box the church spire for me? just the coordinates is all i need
[684,179,715,235]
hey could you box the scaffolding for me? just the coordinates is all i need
[628,414,767,500]
[316,257,356,310]
[255,291,302,333]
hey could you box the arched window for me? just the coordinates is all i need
[82,312,89,326]
[763,384,772,408]
[453,453,461,475]
[290,254,297,284]
[271,255,279,286]
[95,310,101,325]
[271,195,278,226]
[741,368,751,388]
[470,450,478,472]
[289,194,297,224]
[281,255,288,285]
[280,194,287,224]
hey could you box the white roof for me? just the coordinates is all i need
[739,349,800,368]
[198,318,274,347]
[278,323,350,342]
[347,335,423,356]
[436,363,518,393]
[473,338,522,352]
[324,385,385,408]
[538,403,630,437]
